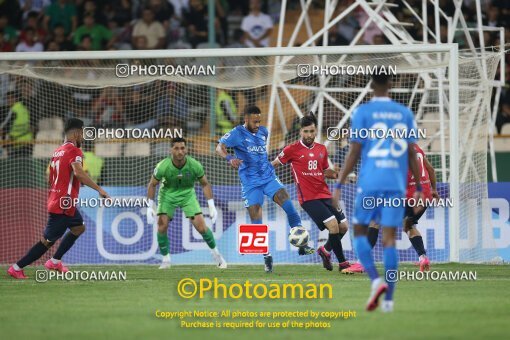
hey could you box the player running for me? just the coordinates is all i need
[7,118,110,279]
[346,143,438,274]
[333,74,423,312]
[216,105,314,273]
[147,137,226,269]
[272,113,353,273]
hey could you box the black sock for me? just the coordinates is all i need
[16,241,49,268]
[324,239,332,252]
[53,233,79,260]
[328,233,346,263]
[367,227,379,248]
[410,236,426,256]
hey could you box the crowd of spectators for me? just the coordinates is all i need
[0,0,509,159]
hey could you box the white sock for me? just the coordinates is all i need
[372,277,382,288]
[51,258,61,265]
[211,247,220,256]
[162,254,171,261]
[13,263,21,271]
[419,254,427,261]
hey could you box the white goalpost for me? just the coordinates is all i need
[0,44,501,265]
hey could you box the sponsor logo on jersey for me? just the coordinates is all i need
[247,145,267,153]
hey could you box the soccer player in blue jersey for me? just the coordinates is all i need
[216,105,314,273]
[333,74,423,312]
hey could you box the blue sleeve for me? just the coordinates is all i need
[219,128,240,147]
[406,108,418,144]
[350,107,364,144]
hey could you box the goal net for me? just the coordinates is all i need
[0,46,501,265]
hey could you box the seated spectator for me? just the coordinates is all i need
[108,0,133,27]
[241,0,273,48]
[131,7,166,49]
[133,35,149,50]
[50,24,74,51]
[78,0,108,26]
[45,40,60,51]
[16,28,44,52]
[148,0,174,31]
[496,92,510,134]
[0,14,18,47]
[44,0,77,36]
[73,13,114,50]
[0,29,13,52]
[76,34,93,51]
[92,87,124,128]
[227,28,247,48]
[170,0,190,20]
[19,11,47,44]
[156,82,188,129]
[184,0,221,48]
[65,98,94,128]
[19,0,51,21]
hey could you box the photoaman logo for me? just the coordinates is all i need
[238,224,269,254]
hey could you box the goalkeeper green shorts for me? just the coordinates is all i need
[157,195,202,219]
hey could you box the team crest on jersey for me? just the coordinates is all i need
[319,153,324,158]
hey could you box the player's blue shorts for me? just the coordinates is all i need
[241,177,285,208]
[44,210,84,242]
[352,190,405,228]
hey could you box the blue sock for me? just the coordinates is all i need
[251,218,262,224]
[383,246,398,301]
[281,199,302,227]
[353,236,379,281]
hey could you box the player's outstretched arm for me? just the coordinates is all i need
[146,176,159,225]
[271,158,281,168]
[199,175,217,224]
[324,162,339,179]
[333,142,361,209]
[423,154,439,199]
[71,162,109,198]
[408,143,424,213]
[216,142,242,169]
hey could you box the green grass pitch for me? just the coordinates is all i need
[1,263,508,340]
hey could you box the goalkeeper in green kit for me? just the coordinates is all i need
[147,137,227,269]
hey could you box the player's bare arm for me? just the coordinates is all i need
[423,155,439,199]
[271,158,281,168]
[146,176,159,225]
[199,175,218,223]
[147,176,159,200]
[333,142,361,208]
[408,143,424,213]
[216,142,242,169]
[71,162,109,198]
[198,175,214,200]
[324,165,339,179]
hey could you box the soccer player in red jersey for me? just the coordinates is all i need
[272,114,353,272]
[345,143,438,274]
[7,118,110,279]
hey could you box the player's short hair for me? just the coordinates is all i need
[171,137,186,146]
[300,112,317,128]
[244,105,261,116]
[371,73,392,86]
[64,118,84,133]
